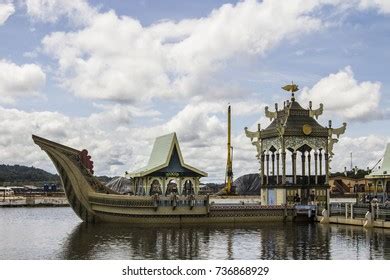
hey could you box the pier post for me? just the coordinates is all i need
[376,204,379,220]
[351,203,354,219]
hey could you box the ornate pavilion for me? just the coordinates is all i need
[245,84,346,207]
[126,132,207,196]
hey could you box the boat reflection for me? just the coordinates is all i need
[58,222,390,260]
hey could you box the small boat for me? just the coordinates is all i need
[31,135,302,224]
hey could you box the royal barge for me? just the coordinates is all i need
[32,84,344,224]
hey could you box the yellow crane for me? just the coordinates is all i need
[225,105,234,194]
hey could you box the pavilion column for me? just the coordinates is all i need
[301,152,306,177]
[260,153,265,186]
[282,151,286,184]
[314,152,318,185]
[292,152,297,184]
[307,152,311,185]
[266,153,270,185]
[319,151,323,176]
[271,152,275,177]
[325,152,329,185]
[276,152,280,185]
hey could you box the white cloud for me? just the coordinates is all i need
[0,1,15,25]
[24,0,97,25]
[0,59,46,104]
[299,66,382,121]
[358,0,390,14]
[0,99,261,182]
[41,0,326,104]
[332,135,390,172]
[1,96,388,182]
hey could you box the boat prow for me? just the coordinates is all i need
[32,135,117,223]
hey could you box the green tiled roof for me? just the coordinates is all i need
[128,132,207,178]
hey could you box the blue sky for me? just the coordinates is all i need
[1,0,390,182]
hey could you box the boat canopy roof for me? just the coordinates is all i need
[127,132,207,178]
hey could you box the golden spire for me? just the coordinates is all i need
[282,81,299,101]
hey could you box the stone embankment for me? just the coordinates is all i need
[0,196,69,207]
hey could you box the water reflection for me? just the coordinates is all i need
[1,208,389,259]
[58,222,390,260]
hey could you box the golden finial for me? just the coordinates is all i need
[282,81,299,101]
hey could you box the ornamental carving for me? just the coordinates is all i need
[284,136,327,151]
[261,138,282,152]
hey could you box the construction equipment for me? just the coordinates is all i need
[225,105,234,194]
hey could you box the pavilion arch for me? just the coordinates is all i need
[148,178,163,196]
[181,178,196,196]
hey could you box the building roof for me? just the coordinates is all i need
[127,132,207,178]
[366,143,390,178]
[261,100,328,139]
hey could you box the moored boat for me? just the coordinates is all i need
[32,135,299,224]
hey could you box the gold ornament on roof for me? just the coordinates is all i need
[302,124,312,135]
[282,82,299,101]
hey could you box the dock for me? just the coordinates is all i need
[317,202,390,229]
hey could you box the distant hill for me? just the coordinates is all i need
[0,164,115,185]
[0,164,59,183]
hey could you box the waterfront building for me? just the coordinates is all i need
[328,176,368,194]
[126,132,207,196]
[245,84,346,207]
[365,143,390,201]
[0,186,14,197]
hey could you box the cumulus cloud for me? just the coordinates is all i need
[41,0,327,103]
[0,1,15,25]
[358,0,390,14]
[24,0,97,26]
[299,66,382,121]
[332,135,390,172]
[0,59,46,104]
[0,99,262,181]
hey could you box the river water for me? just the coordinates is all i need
[0,207,389,260]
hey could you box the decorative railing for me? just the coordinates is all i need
[89,195,208,208]
[329,202,390,221]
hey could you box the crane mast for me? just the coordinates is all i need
[225,105,233,194]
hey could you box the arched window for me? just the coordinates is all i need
[149,179,162,196]
[183,180,194,196]
[165,179,178,196]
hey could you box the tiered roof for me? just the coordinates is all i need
[260,100,328,139]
